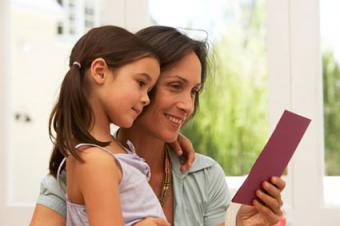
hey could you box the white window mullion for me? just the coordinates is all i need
[125,0,150,32]
[74,0,85,36]
[289,0,324,213]
[267,0,294,207]
[93,0,101,27]
[63,0,70,37]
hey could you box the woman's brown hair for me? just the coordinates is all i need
[49,25,158,177]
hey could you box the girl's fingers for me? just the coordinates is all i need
[153,218,170,226]
[135,217,170,226]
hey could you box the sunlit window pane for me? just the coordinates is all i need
[149,0,268,176]
[321,0,340,176]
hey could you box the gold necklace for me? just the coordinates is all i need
[159,149,171,207]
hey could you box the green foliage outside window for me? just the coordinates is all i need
[181,0,340,176]
[323,51,340,175]
[182,1,268,176]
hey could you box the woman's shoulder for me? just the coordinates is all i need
[169,149,225,177]
[188,153,222,173]
[37,174,67,217]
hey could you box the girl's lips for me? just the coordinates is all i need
[132,107,142,115]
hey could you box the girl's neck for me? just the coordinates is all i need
[118,127,166,173]
[88,96,113,142]
[90,124,112,142]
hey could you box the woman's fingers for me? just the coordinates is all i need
[177,134,195,172]
[271,176,286,191]
[253,199,281,225]
[169,140,183,156]
[256,189,282,215]
[256,177,286,216]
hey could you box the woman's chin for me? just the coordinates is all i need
[162,131,179,143]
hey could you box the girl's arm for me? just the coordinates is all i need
[72,148,124,226]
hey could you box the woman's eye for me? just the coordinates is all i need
[191,88,200,96]
[191,90,198,96]
[169,83,181,90]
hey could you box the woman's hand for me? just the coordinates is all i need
[134,217,170,226]
[236,177,285,226]
[168,133,195,172]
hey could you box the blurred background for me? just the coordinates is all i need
[0,0,339,225]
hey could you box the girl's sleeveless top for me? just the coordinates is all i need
[56,141,166,226]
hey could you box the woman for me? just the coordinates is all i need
[30,26,285,226]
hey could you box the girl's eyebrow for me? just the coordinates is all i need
[136,73,152,81]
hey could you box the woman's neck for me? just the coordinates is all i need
[118,127,166,173]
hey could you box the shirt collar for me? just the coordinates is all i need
[167,144,216,178]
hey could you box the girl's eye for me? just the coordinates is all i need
[137,80,146,87]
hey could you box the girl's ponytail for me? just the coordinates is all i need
[49,64,109,177]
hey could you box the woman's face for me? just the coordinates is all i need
[133,51,202,142]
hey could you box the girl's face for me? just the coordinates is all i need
[133,51,202,142]
[96,57,160,128]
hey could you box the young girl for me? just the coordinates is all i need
[48,25,169,226]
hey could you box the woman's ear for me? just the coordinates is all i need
[89,58,107,85]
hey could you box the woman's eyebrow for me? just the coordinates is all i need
[167,75,188,83]
[168,75,201,87]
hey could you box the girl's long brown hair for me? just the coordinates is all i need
[49,26,158,177]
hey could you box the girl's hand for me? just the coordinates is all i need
[168,133,195,172]
[236,177,286,226]
[134,217,170,226]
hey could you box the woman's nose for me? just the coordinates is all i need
[176,93,194,114]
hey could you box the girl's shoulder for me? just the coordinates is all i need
[67,145,123,179]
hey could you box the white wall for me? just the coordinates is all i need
[8,6,72,204]
[101,0,150,31]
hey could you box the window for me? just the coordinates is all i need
[56,0,101,38]
[149,0,269,177]
[320,0,340,206]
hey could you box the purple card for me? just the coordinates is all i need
[231,110,311,206]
